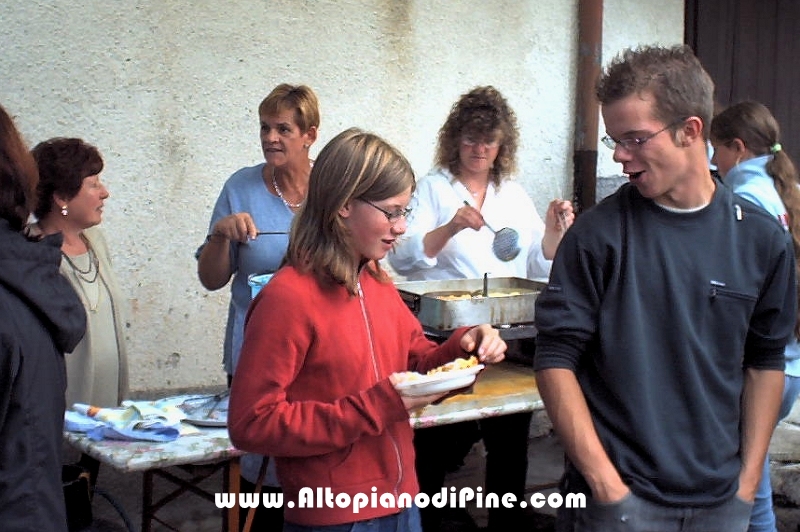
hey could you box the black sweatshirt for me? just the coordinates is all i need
[535,181,796,506]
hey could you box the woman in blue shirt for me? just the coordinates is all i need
[196,83,320,531]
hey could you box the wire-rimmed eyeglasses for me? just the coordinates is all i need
[460,135,501,149]
[359,198,412,224]
[601,118,687,151]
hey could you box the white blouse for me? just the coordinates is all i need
[388,167,551,281]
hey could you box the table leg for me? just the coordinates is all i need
[142,469,154,532]
[223,457,241,532]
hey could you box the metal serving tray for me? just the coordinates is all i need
[395,277,545,331]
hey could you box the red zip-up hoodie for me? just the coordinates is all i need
[228,264,469,526]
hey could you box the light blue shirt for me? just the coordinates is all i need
[196,163,294,375]
[724,154,800,374]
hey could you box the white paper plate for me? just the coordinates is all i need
[184,415,227,428]
[180,395,229,427]
[394,364,484,397]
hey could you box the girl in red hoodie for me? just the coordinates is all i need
[229,127,506,531]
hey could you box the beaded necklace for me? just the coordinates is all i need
[61,245,99,284]
[62,243,102,312]
[272,167,305,209]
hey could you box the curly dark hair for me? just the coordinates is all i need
[435,86,519,187]
[31,138,103,219]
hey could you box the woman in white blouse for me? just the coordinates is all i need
[388,86,572,281]
[389,86,572,532]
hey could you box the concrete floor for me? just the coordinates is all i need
[80,433,800,532]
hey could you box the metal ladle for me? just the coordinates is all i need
[247,231,288,243]
[463,201,521,262]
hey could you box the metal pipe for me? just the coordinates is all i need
[572,0,603,213]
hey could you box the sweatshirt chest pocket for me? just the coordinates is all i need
[709,285,757,303]
[708,283,758,325]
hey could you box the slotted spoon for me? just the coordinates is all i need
[463,201,520,261]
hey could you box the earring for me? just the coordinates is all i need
[303,144,309,149]
[61,205,68,216]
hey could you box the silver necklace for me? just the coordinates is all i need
[461,179,487,198]
[272,167,305,209]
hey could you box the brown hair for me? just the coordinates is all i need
[0,104,38,231]
[287,128,415,294]
[435,86,519,186]
[31,137,104,219]
[258,84,320,133]
[711,101,800,338]
[596,44,715,140]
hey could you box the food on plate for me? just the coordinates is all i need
[393,356,485,397]
[393,356,479,383]
[393,371,424,383]
[426,355,479,374]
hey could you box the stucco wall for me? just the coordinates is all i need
[0,0,682,393]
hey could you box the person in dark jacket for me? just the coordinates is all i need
[534,45,796,532]
[0,103,87,531]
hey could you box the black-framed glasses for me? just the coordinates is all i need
[359,198,412,224]
[601,118,687,151]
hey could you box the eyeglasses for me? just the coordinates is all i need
[601,119,686,151]
[460,136,501,149]
[359,198,412,224]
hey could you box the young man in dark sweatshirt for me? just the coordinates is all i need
[534,45,796,532]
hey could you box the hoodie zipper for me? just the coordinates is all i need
[357,279,404,496]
